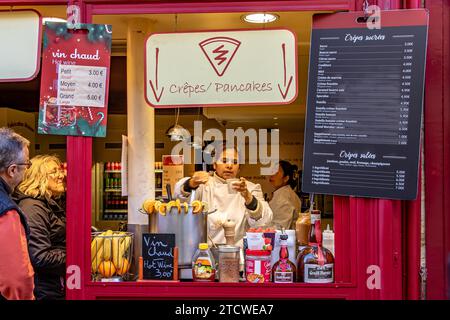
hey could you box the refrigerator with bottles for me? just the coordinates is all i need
[92,161,128,230]
[92,161,165,230]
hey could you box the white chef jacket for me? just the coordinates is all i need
[174,173,273,249]
[269,185,302,230]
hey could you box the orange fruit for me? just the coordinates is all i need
[158,203,167,215]
[191,200,203,214]
[167,200,176,213]
[142,199,155,214]
[175,199,182,214]
[98,261,116,278]
[116,258,131,276]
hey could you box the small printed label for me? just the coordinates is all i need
[245,259,271,283]
[274,271,294,283]
[304,263,334,283]
[311,214,321,224]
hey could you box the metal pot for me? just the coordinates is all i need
[148,205,208,277]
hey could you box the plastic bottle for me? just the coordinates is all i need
[322,224,335,257]
[192,243,216,282]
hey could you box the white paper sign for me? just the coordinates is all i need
[162,155,184,198]
[57,65,107,107]
[145,29,297,107]
[0,10,42,82]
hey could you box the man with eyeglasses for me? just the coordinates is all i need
[0,127,34,300]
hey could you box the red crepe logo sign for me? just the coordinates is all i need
[199,37,241,77]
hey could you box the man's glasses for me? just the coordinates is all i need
[13,161,32,169]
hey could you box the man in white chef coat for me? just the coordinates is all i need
[174,145,273,249]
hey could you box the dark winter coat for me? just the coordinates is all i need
[0,178,29,238]
[13,191,66,300]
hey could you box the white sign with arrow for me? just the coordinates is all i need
[145,29,298,108]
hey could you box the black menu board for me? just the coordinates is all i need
[302,10,428,200]
[142,233,175,280]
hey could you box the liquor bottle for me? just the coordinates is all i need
[310,208,321,227]
[272,232,296,283]
[297,219,334,283]
[106,162,111,171]
[108,196,113,209]
[111,195,116,209]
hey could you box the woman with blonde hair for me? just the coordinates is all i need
[13,154,66,300]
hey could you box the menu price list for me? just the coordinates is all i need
[303,13,428,200]
[57,65,107,108]
[311,166,406,192]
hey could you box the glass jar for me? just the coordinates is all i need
[295,212,311,247]
[218,245,240,282]
[245,250,271,283]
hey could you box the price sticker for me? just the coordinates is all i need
[57,65,107,107]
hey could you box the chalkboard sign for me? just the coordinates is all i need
[142,233,175,280]
[302,10,428,200]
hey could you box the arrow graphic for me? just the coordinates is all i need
[149,47,164,103]
[278,43,293,100]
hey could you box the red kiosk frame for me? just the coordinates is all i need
[1,0,448,300]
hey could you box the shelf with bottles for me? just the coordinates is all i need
[104,193,128,212]
[105,162,122,172]
[154,161,163,170]
[102,214,128,221]
[155,177,163,190]
[105,189,122,192]
[104,209,128,213]
[105,175,122,190]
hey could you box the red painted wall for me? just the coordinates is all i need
[424,0,450,300]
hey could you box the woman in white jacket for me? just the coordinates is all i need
[268,160,302,230]
[174,146,273,249]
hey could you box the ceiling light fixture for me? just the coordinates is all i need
[166,108,190,142]
[242,13,279,24]
[166,124,191,142]
[42,17,67,25]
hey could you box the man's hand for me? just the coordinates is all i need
[188,171,210,189]
[232,177,253,205]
